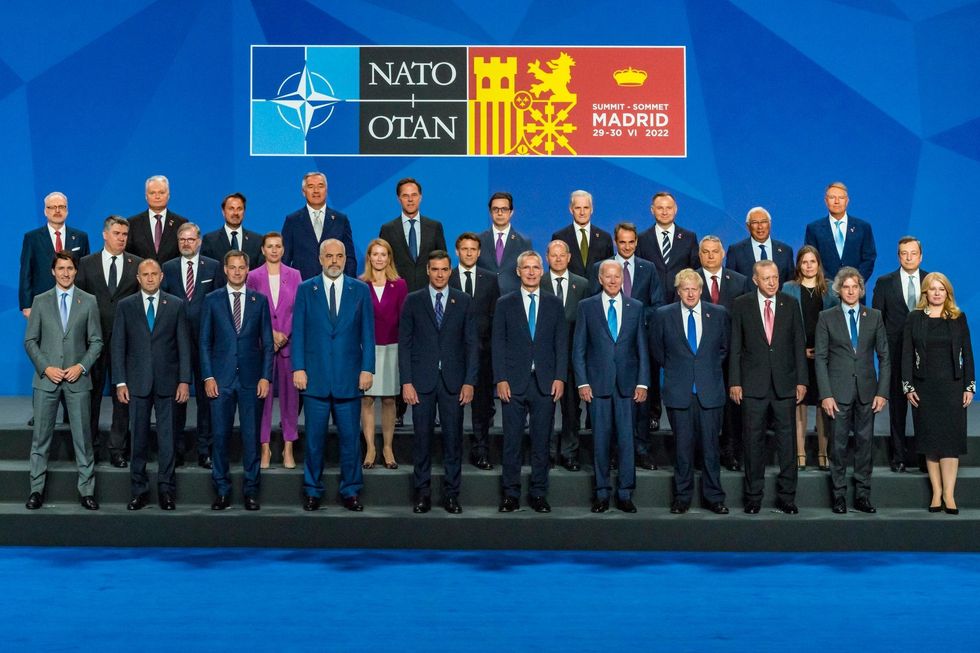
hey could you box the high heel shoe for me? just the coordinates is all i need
[260,443,271,469]
[944,500,959,515]
[282,441,296,469]
[928,505,942,513]
[817,454,829,471]
[797,454,806,471]
[383,447,397,470]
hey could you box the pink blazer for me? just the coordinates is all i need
[369,277,408,345]
[247,263,302,357]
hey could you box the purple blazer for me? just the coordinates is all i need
[368,277,408,345]
[247,263,302,357]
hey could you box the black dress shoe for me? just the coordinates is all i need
[175,452,185,468]
[649,418,660,431]
[529,496,551,513]
[127,493,149,511]
[832,497,847,514]
[743,502,761,514]
[80,495,99,511]
[499,496,519,512]
[473,456,493,471]
[413,495,431,514]
[303,495,321,512]
[591,498,610,513]
[110,453,128,468]
[670,500,689,514]
[705,501,729,515]
[443,496,463,514]
[159,493,176,511]
[617,498,638,513]
[561,457,581,472]
[775,499,799,514]
[928,505,943,513]
[244,496,260,511]
[198,455,213,470]
[610,458,618,471]
[212,495,231,511]
[853,498,876,513]
[343,495,364,512]
[945,506,960,515]
[25,492,43,510]
[636,453,658,471]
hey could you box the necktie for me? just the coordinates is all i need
[528,293,536,338]
[185,260,195,300]
[710,275,720,304]
[153,214,163,253]
[54,230,63,253]
[849,308,858,351]
[834,220,845,258]
[688,308,698,393]
[108,256,118,295]
[60,292,69,332]
[408,219,418,262]
[661,230,671,265]
[759,244,768,261]
[607,298,617,340]
[328,283,337,322]
[231,230,239,250]
[495,232,504,266]
[579,228,589,267]
[464,270,473,296]
[435,291,444,328]
[623,260,632,298]
[313,210,323,241]
[233,292,242,333]
[764,299,774,344]
[556,277,565,304]
[906,276,916,311]
[146,296,156,331]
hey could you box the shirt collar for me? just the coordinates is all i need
[226,284,245,296]
[149,208,168,219]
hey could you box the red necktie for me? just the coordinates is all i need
[710,275,720,304]
[185,261,195,300]
[54,230,63,253]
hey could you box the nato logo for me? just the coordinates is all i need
[251,46,359,155]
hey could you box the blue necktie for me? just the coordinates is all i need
[408,219,418,262]
[146,296,155,331]
[528,293,536,338]
[328,283,337,323]
[848,308,858,351]
[60,292,69,332]
[835,220,845,258]
[231,230,239,250]
[435,291,444,328]
[607,298,617,340]
[688,308,698,392]
[759,244,768,261]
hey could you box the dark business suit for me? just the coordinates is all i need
[162,255,226,458]
[637,223,700,303]
[76,251,142,458]
[449,266,499,461]
[292,275,375,499]
[477,227,532,296]
[200,227,265,269]
[726,238,794,287]
[573,293,650,501]
[814,305,889,502]
[399,287,478,500]
[551,224,614,279]
[729,292,808,506]
[492,289,567,501]
[125,210,188,263]
[803,215,877,281]
[541,270,589,461]
[651,302,730,506]
[281,206,357,279]
[379,216,447,292]
[872,267,927,467]
[19,225,90,310]
[112,292,191,498]
[200,287,274,498]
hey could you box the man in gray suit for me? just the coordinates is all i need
[23,251,103,510]
[815,266,889,514]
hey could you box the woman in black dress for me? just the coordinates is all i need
[903,272,975,513]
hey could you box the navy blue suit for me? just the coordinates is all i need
[803,215,877,281]
[201,227,265,270]
[573,293,650,501]
[292,275,375,500]
[477,227,532,296]
[281,206,357,280]
[19,225,90,310]
[651,302,730,506]
[551,223,614,280]
[637,224,700,302]
[492,289,567,500]
[399,287,478,500]
[725,237,794,287]
[200,287,274,498]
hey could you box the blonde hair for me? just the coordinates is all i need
[917,272,961,319]
[674,268,703,289]
[360,238,400,282]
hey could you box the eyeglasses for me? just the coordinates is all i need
[46,205,67,211]
[490,207,512,214]
[178,237,199,243]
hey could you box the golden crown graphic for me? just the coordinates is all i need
[613,66,647,87]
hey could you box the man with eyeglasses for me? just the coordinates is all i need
[478,192,532,295]
[20,192,90,318]
[726,207,795,287]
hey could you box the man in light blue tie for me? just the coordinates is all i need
[803,181,877,281]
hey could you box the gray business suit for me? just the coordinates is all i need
[24,286,103,496]
[814,304,890,502]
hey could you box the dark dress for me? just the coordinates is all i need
[911,318,968,457]
[799,286,824,406]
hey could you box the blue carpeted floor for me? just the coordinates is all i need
[1,548,977,651]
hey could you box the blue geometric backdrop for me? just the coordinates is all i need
[2,0,978,394]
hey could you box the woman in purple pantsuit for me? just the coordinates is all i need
[247,232,302,469]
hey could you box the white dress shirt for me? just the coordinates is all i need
[226,284,246,323]
[321,274,344,313]
[603,291,622,339]
[752,237,774,262]
[223,225,243,247]
[574,222,592,247]
[757,291,776,320]
[842,301,860,337]
[549,271,568,306]
[682,301,703,348]
[458,264,477,293]
[180,254,200,291]
[101,249,124,286]
[700,267,722,293]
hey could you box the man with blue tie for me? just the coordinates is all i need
[200,193,265,270]
[292,239,375,512]
[200,251,273,511]
[803,181,877,281]
[282,172,358,279]
[478,192,533,295]
[378,177,448,292]
[400,250,478,514]
[20,192,90,318]
[493,251,567,513]
[651,269,731,514]
[725,207,794,287]
[573,260,650,513]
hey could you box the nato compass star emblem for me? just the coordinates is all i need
[272,66,340,135]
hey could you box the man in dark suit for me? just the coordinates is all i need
[292,239,375,512]
[400,250,478,514]
[282,171,357,279]
[162,222,226,469]
[19,191,90,317]
[871,236,926,472]
[449,232,499,470]
[725,207,794,286]
[729,260,808,514]
[75,216,142,467]
[200,251,274,511]
[477,191,532,295]
[650,269,731,514]
[112,259,191,511]
[125,175,188,263]
[803,181,877,281]
[200,193,264,269]
[493,250,567,513]
[815,267,890,513]
[542,240,589,470]
[573,260,650,513]
[378,177,448,292]
[550,190,614,279]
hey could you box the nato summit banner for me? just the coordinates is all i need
[251,46,685,157]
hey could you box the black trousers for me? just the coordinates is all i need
[89,347,129,457]
[742,388,797,504]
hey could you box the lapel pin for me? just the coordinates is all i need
[168,220,174,227]
[861,310,867,317]
[849,226,855,233]
[313,284,319,291]
[162,299,168,305]
[705,311,711,318]
[251,296,256,302]
[451,298,456,304]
